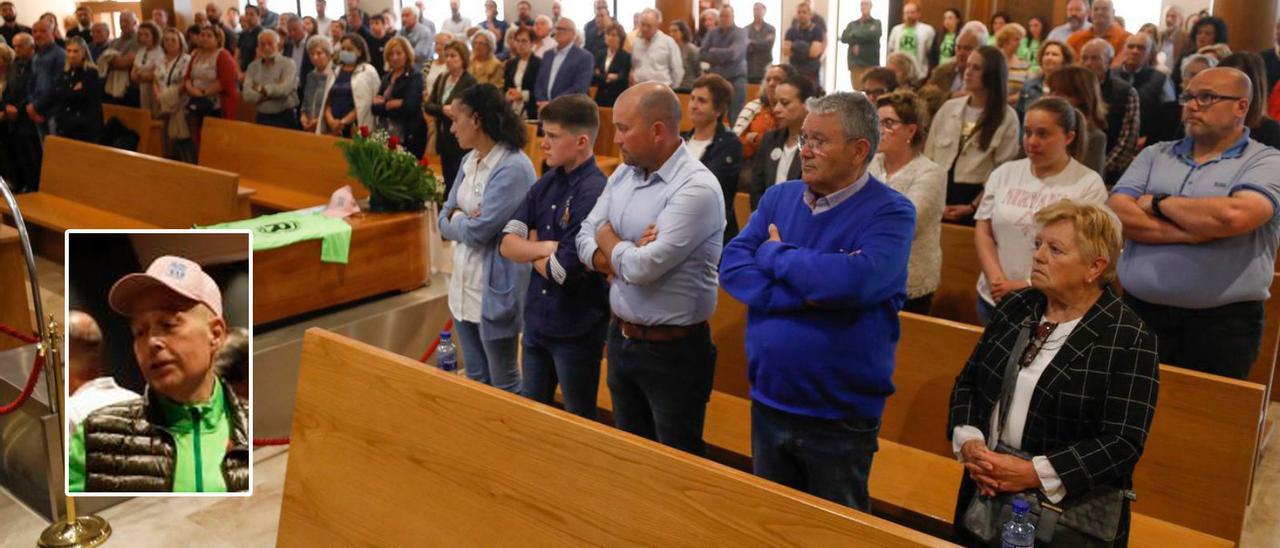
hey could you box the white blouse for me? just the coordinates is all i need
[447,146,510,323]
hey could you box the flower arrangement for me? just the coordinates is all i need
[336,126,443,212]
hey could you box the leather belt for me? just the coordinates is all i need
[615,318,707,342]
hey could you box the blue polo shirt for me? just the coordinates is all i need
[1112,129,1280,309]
[504,157,610,339]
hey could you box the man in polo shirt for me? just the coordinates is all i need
[783,2,824,85]
[68,256,249,492]
[1108,67,1280,380]
[502,95,609,418]
[577,82,725,456]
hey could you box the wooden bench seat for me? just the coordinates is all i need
[198,117,366,213]
[102,103,163,157]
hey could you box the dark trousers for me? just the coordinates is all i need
[255,109,300,130]
[519,324,606,419]
[606,321,716,456]
[0,121,42,192]
[1122,294,1264,379]
[903,292,934,315]
[751,400,879,512]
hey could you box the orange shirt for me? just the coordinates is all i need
[740,106,777,160]
[1067,24,1131,61]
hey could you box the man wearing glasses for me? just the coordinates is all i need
[1109,67,1280,380]
[533,17,592,112]
[720,92,917,511]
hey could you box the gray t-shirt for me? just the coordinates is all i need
[1113,132,1280,308]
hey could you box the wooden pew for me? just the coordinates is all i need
[278,328,951,547]
[677,92,693,132]
[198,117,368,213]
[588,372,1232,548]
[0,137,250,259]
[933,223,981,325]
[735,191,750,232]
[102,103,164,157]
[596,107,620,157]
[1249,274,1280,403]
[0,225,33,351]
[253,211,429,325]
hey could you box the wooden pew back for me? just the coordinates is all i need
[198,117,366,210]
[39,136,244,228]
[677,92,693,132]
[888,312,1264,541]
[101,103,164,156]
[1248,274,1280,402]
[933,223,981,325]
[278,329,951,547]
[596,107,620,157]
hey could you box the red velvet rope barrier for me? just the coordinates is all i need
[252,321,456,447]
[0,323,44,416]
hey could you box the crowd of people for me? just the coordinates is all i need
[5,0,1280,539]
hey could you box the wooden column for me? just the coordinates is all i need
[1214,0,1277,55]
[656,0,693,29]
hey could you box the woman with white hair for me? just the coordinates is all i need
[300,35,334,133]
[468,30,504,88]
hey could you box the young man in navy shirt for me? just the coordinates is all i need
[721,92,916,511]
[501,94,609,418]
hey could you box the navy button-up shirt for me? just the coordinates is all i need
[504,157,610,338]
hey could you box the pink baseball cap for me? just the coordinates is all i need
[108,255,223,318]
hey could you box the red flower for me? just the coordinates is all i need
[387,135,400,150]
[359,126,370,139]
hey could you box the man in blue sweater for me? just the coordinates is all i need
[720,92,916,511]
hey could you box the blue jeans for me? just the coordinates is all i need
[606,321,716,456]
[518,324,606,419]
[750,400,880,512]
[453,319,520,393]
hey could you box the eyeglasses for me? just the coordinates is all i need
[880,118,904,131]
[865,87,889,97]
[797,134,854,152]
[555,26,575,33]
[1178,90,1245,108]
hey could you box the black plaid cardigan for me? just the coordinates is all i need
[947,285,1161,499]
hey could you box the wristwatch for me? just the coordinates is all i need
[1151,193,1170,219]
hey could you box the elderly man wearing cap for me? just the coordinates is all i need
[68,255,250,493]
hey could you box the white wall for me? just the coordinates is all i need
[7,0,77,27]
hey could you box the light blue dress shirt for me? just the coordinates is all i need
[576,143,726,326]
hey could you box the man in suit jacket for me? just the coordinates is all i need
[534,18,593,111]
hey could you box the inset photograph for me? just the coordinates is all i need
[64,230,251,496]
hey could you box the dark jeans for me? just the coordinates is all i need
[751,400,880,512]
[903,292,934,315]
[1122,294,1264,379]
[255,109,300,130]
[519,324,606,419]
[606,321,716,456]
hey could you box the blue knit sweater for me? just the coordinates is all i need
[720,178,916,420]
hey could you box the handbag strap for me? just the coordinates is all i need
[992,322,1033,448]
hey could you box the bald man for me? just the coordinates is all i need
[1067,0,1129,64]
[1109,67,1280,380]
[1082,38,1141,184]
[576,83,725,456]
[242,29,299,129]
[66,310,140,428]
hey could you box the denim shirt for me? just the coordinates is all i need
[504,158,610,339]
[29,44,66,114]
[438,146,537,340]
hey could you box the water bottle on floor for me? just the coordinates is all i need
[435,331,460,375]
[1001,496,1036,548]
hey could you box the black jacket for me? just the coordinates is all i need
[283,39,316,99]
[52,68,104,144]
[82,380,250,492]
[372,69,427,158]
[749,128,801,209]
[503,54,541,120]
[948,286,1159,511]
[1121,65,1175,145]
[591,49,630,107]
[425,71,477,160]
[682,123,744,242]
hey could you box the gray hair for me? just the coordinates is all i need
[402,5,420,19]
[259,28,281,45]
[806,92,880,158]
[1083,37,1114,60]
[1181,53,1219,80]
[535,14,552,25]
[306,34,333,54]
[702,8,719,20]
[471,29,495,48]
[642,8,663,23]
[958,20,988,44]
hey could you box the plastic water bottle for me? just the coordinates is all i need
[435,331,459,375]
[1001,497,1036,548]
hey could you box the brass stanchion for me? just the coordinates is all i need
[37,317,110,548]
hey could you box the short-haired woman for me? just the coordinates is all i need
[503,27,541,120]
[949,200,1158,546]
[425,39,478,196]
[373,36,426,158]
[300,35,333,133]
[438,84,536,394]
[925,46,1021,225]
[592,24,631,107]
[469,30,505,88]
[318,33,379,137]
[973,97,1108,324]
[682,74,744,242]
[733,63,796,162]
[868,90,946,314]
[669,20,700,91]
[1015,40,1074,121]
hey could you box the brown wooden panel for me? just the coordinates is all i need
[933,222,981,326]
[1248,274,1280,403]
[596,107,620,157]
[102,103,164,157]
[253,212,428,324]
[710,287,750,399]
[34,136,244,228]
[882,312,981,457]
[278,329,951,547]
[1214,0,1277,55]
[0,225,33,351]
[198,117,367,212]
